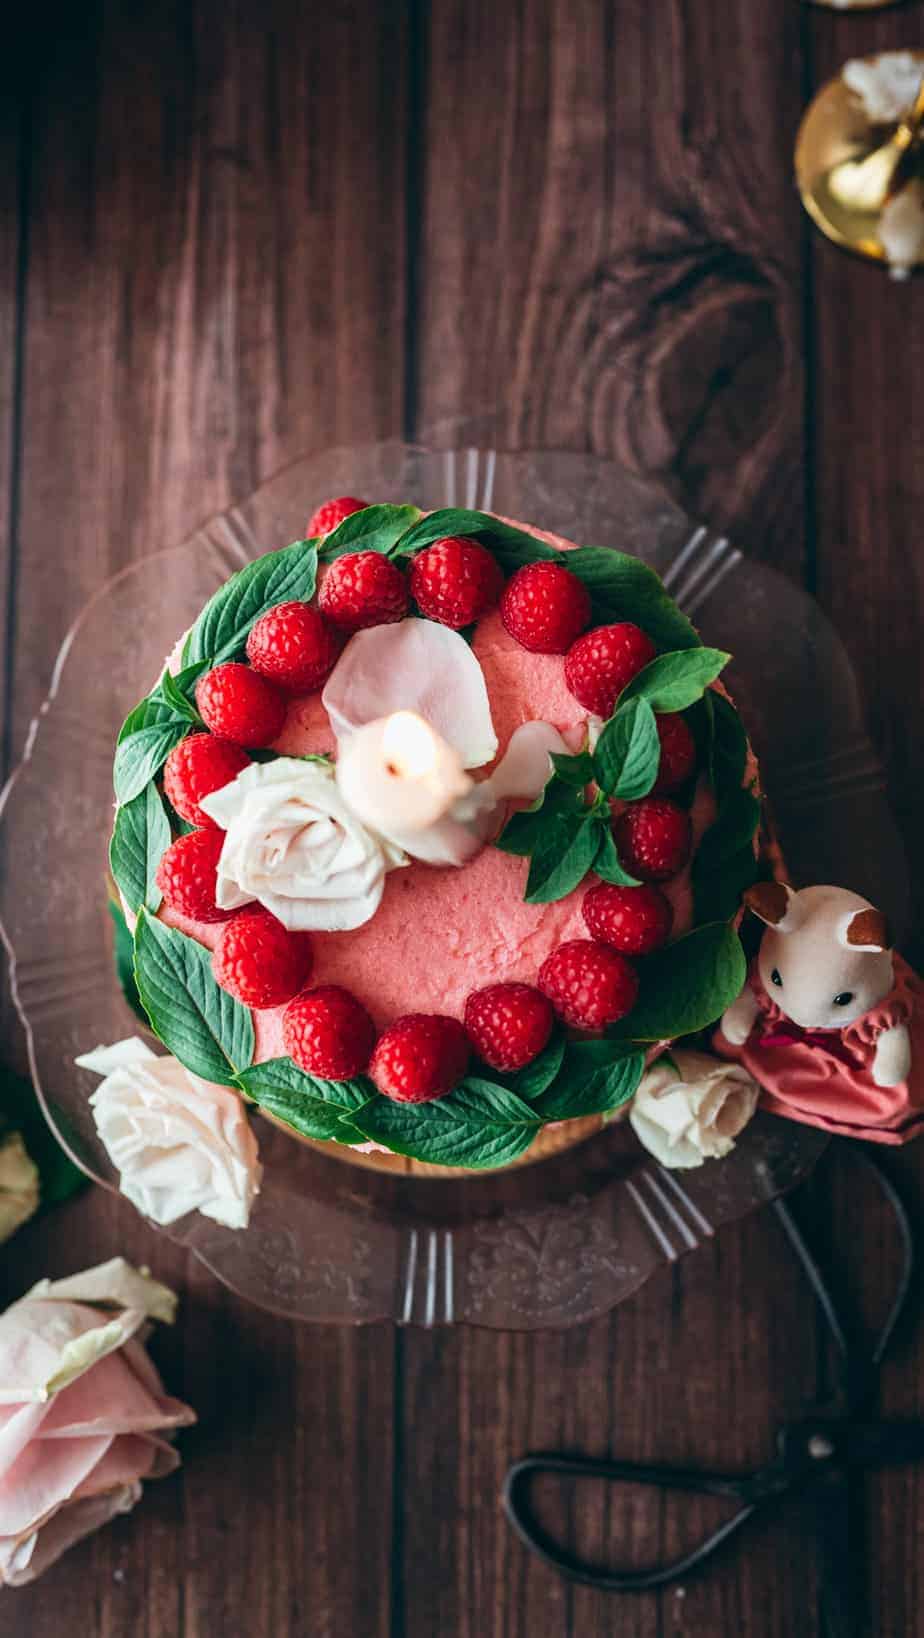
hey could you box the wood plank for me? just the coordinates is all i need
[410,0,807,571]
[0,2,406,1632]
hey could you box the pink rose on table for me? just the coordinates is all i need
[0,1258,194,1587]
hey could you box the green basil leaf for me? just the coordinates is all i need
[495,776,584,856]
[535,1043,644,1120]
[182,537,318,667]
[593,827,641,887]
[353,1076,541,1169]
[620,648,730,715]
[109,781,172,915]
[609,922,747,1041]
[509,1031,566,1098]
[564,547,701,651]
[710,690,749,806]
[692,842,760,926]
[392,508,561,574]
[550,751,595,788]
[154,663,207,723]
[525,815,600,904]
[238,1058,373,1142]
[133,911,254,1086]
[593,696,660,799]
[113,705,189,805]
[694,788,761,875]
[319,503,422,561]
[108,899,148,1024]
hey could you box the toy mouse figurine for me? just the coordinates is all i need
[713,882,924,1144]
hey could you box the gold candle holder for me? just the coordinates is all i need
[796,51,924,271]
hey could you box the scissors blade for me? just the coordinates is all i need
[813,1469,860,1638]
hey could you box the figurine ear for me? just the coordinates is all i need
[840,907,892,953]
[744,881,801,931]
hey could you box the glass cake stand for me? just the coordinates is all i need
[0,444,906,1328]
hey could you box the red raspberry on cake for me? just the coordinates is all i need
[653,712,697,793]
[538,940,638,1030]
[283,985,377,1080]
[213,907,314,1009]
[500,562,591,654]
[463,982,554,1072]
[195,662,287,748]
[613,797,691,882]
[370,1014,470,1103]
[564,622,656,717]
[155,828,231,923]
[162,734,250,829]
[318,551,409,632]
[409,537,504,629]
[306,496,369,538]
[582,881,674,955]
[246,602,342,695]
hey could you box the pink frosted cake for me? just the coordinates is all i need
[107,496,760,1177]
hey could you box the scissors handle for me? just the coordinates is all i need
[501,1453,776,1592]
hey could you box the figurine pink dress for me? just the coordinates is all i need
[714,883,924,1146]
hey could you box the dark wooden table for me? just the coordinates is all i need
[2,3,924,1633]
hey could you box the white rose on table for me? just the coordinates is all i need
[199,756,406,932]
[629,1050,759,1170]
[0,1257,194,1587]
[77,1039,261,1229]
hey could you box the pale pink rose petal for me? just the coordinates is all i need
[0,1484,142,1587]
[70,1433,176,1499]
[322,620,498,768]
[0,1433,112,1537]
[38,1347,194,1440]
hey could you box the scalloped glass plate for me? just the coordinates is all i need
[0,444,906,1327]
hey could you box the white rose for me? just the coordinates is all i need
[199,756,405,932]
[77,1039,261,1228]
[629,1049,759,1170]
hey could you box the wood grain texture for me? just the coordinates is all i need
[1,1,924,1636]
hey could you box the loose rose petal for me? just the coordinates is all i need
[322,619,499,769]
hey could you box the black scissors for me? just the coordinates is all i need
[502,1150,923,1637]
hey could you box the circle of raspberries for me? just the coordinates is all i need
[582,881,674,955]
[653,712,697,793]
[409,537,504,629]
[318,551,409,632]
[538,939,639,1030]
[246,602,343,695]
[564,622,657,717]
[306,496,369,538]
[212,907,314,1009]
[463,982,554,1072]
[369,1014,470,1103]
[155,828,232,924]
[283,985,378,1081]
[613,797,692,882]
[163,734,250,829]
[500,562,592,654]
[195,662,287,747]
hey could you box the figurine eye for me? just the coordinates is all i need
[833,991,854,1008]
[770,968,783,987]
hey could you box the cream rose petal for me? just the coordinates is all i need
[322,619,499,768]
[629,1050,759,1170]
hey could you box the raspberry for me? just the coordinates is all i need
[653,713,697,794]
[500,561,591,654]
[282,985,377,1080]
[463,983,554,1072]
[582,881,674,955]
[162,734,250,829]
[564,622,657,717]
[613,797,691,882]
[306,496,369,538]
[318,551,409,632]
[246,602,343,695]
[369,1014,470,1103]
[409,537,504,629]
[195,663,287,748]
[538,940,638,1030]
[155,829,231,923]
[213,908,313,1009]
